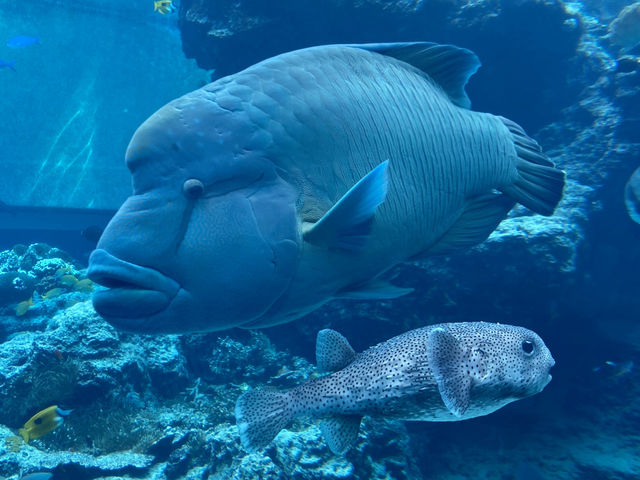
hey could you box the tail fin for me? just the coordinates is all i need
[235,388,293,452]
[498,117,565,216]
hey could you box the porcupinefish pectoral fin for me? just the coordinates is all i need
[350,42,481,109]
[426,328,472,417]
[334,278,414,300]
[320,414,362,455]
[303,160,389,251]
[424,192,515,256]
[316,329,357,372]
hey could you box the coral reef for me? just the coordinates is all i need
[2,0,640,479]
[0,243,91,340]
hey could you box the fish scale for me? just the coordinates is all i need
[89,42,564,332]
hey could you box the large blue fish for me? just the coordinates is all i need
[88,42,565,333]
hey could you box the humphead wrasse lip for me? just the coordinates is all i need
[88,249,180,320]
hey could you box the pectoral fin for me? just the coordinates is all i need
[303,161,389,251]
[426,327,471,416]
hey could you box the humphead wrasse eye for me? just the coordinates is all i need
[183,178,205,198]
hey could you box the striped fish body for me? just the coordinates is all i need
[88,42,564,333]
[220,44,563,327]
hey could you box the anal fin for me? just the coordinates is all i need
[320,414,362,455]
[425,192,515,256]
[335,278,414,300]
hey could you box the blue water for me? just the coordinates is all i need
[1,0,639,479]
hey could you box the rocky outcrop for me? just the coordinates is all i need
[0,298,421,479]
[178,0,582,131]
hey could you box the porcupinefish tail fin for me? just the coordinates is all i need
[235,388,293,452]
[499,116,566,216]
[316,329,357,372]
[320,414,363,455]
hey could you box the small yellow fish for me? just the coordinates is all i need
[4,435,22,452]
[43,287,64,300]
[73,278,94,293]
[16,297,33,316]
[65,299,82,308]
[19,405,72,443]
[59,274,78,286]
[55,267,73,276]
[154,0,175,14]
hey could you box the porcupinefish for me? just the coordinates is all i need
[88,42,565,333]
[236,322,555,454]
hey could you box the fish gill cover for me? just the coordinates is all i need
[0,1,639,480]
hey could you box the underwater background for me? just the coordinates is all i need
[1,0,639,479]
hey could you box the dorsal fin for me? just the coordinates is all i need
[316,329,357,372]
[350,42,481,109]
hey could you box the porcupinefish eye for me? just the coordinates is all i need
[183,178,205,198]
[521,340,535,355]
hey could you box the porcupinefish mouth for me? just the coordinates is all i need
[544,357,556,386]
[88,249,180,323]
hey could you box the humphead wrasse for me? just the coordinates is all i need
[88,42,565,333]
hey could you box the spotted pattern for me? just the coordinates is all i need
[235,321,555,453]
[319,414,362,455]
[316,328,357,372]
[235,388,291,452]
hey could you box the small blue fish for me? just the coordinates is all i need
[0,59,16,71]
[7,35,39,48]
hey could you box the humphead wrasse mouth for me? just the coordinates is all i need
[88,249,180,320]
